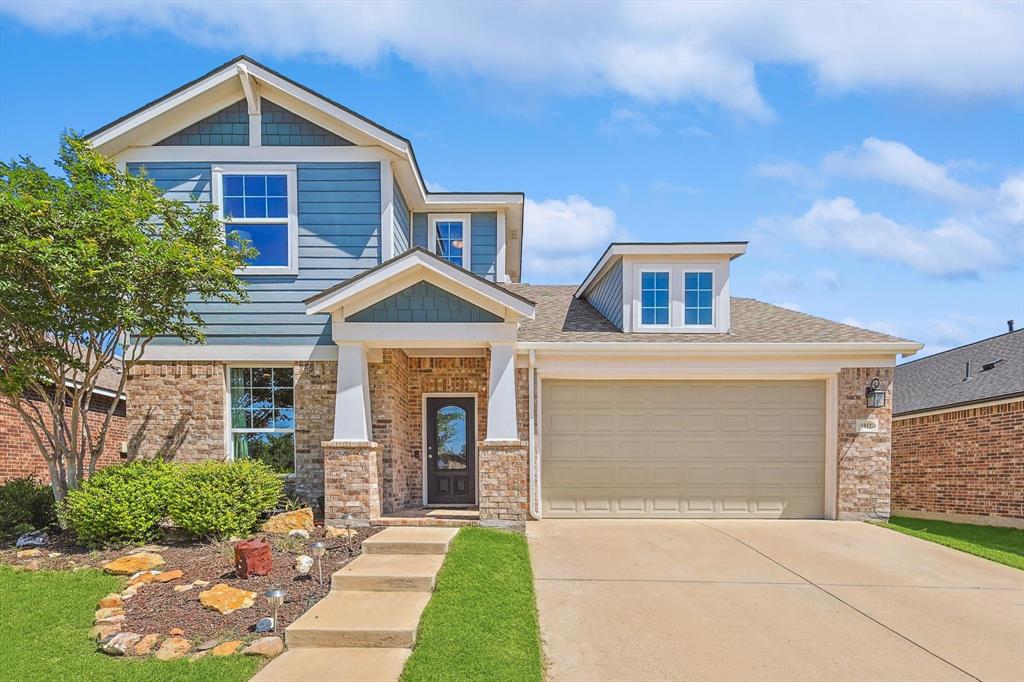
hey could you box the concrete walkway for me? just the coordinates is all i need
[252,527,456,682]
[528,520,1024,682]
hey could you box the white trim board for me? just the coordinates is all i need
[140,344,337,361]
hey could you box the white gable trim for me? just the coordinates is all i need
[577,243,748,299]
[304,250,535,319]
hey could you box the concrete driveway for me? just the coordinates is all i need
[527,520,1023,682]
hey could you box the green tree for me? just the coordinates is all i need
[0,133,253,501]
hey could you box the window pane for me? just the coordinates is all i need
[437,222,450,239]
[684,290,697,308]
[642,308,657,325]
[229,368,248,388]
[231,408,250,428]
[250,387,272,409]
[244,197,267,218]
[223,197,245,219]
[273,408,295,429]
[698,290,713,307]
[642,272,656,288]
[266,197,287,218]
[698,272,713,289]
[448,223,463,239]
[685,308,699,325]
[435,405,467,470]
[655,308,669,325]
[265,175,287,197]
[234,432,294,474]
[272,368,294,391]
[250,407,274,429]
[244,175,266,196]
[654,272,668,288]
[642,290,657,307]
[234,225,289,267]
[655,290,669,307]
[223,175,244,196]
[685,272,699,289]
[698,309,713,325]
[231,388,251,410]
[251,368,273,388]
[274,389,294,409]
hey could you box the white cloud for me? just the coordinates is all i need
[778,302,802,312]
[522,195,629,282]
[815,268,841,290]
[680,125,714,139]
[753,160,821,188]
[771,197,1005,278]
[425,180,448,193]
[3,1,1022,119]
[601,107,660,136]
[759,271,806,292]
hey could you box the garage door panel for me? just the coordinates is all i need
[542,379,826,519]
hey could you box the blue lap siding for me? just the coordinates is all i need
[345,281,502,323]
[586,260,624,329]
[393,178,410,254]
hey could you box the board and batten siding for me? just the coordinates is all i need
[410,212,497,281]
[585,260,623,329]
[130,161,381,346]
[393,177,410,254]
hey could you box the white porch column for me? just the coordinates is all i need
[486,342,519,441]
[333,343,372,441]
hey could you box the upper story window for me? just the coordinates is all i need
[684,272,714,325]
[640,271,670,325]
[428,214,471,269]
[214,164,298,275]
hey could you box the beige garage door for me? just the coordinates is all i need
[541,379,826,518]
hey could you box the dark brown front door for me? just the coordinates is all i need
[426,396,475,505]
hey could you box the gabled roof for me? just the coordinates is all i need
[894,329,1024,415]
[305,247,535,320]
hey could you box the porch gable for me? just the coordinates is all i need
[344,281,503,323]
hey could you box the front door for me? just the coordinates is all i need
[426,396,475,505]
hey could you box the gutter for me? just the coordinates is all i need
[515,341,924,356]
[527,349,541,520]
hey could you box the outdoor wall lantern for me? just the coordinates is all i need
[865,377,886,408]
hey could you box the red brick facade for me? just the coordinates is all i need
[1,393,126,483]
[893,399,1024,526]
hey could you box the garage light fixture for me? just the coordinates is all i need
[865,378,886,408]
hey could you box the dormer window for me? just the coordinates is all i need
[213,164,298,275]
[428,214,471,268]
[640,271,670,326]
[684,272,714,325]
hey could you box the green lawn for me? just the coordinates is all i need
[0,566,260,682]
[874,516,1024,570]
[401,528,543,682]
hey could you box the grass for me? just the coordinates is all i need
[874,516,1024,570]
[401,527,543,682]
[0,566,260,682]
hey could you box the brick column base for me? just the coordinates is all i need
[478,439,529,527]
[323,440,382,526]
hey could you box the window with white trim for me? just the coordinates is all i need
[640,271,670,325]
[229,367,294,473]
[428,214,471,268]
[684,271,714,325]
[215,165,297,274]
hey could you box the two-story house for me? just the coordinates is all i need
[88,57,921,528]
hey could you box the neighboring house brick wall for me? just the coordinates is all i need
[0,393,127,483]
[892,399,1024,525]
[837,367,894,520]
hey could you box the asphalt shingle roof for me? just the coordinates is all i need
[503,284,913,344]
[893,329,1024,415]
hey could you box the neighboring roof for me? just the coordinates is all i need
[894,329,1024,415]
[505,284,916,347]
[305,247,536,319]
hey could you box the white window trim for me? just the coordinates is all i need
[427,213,471,270]
[212,164,299,276]
[682,269,715,328]
[636,267,672,329]
[224,363,297,465]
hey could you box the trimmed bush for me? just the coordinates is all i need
[168,460,282,538]
[62,460,177,547]
[0,477,57,538]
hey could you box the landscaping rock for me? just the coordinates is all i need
[189,650,209,661]
[133,633,161,656]
[15,530,47,548]
[243,636,284,659]
[100,632,141,656]
[192,579,210,587]
[120,586,138,599]
[127,570,162,587]
[234,538,272,578]
[154,569,184,583]
[24,560,40,572]
[294,555,314,575]
[46,552,62,558]
[16,548,42,558]
[90,624,121,642]
[104,552,165,575]
[98,593,123,609]
[154,636,191,661]
[255,617,274,633]
[325,526,356,539]
[95,607,124,621]
[173,584,194,593]
[95,614,126,626]
[196,638,220,652]
[288,529,310,540]
[261,507,314,533]
[212,640,242,657]
[169,627,185,637]
[199,583,257,615]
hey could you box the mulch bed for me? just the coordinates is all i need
[1,525,381,642]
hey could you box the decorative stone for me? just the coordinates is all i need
[98,593,123,609]
[294,555,314,575]
[261,507,314,533]
[189,650,209,661]
[243,636,284,659]
[90,624,121,642]
[288,529,310,540]
[95,614,126,626]
[212,640,243,656]
[103,552,165,575]
[192,579,210,587]
[199,583,257,615]
[196,638,220,652]
[100,632,141,656]
[16,548,42,558]
[173,584,194,593]
[169,627,185,637]
[120,586,138,599]
[24,560,40,572]
[133,633,161,656]
[255,617,274,633]
[234,538,273,578]
[127,570,162,587]
[155,636,191,661]
[47,552,62,558]
[15,530,47,548]
[325,526,356,539]
[154,569,184,583]
[95,607,124,621]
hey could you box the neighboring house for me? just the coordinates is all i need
[85,56,921,526]
[0,367,127,483]
[893,327,1023,528]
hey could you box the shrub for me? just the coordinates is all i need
[0,477,57,538]
[168,460,283,538]
[62,460,177,547]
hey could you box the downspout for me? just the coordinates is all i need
[528,349,541,520]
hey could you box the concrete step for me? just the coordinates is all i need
[362,527,459,555]
[285,590,431,649]
[251,647,412,682]
[332,554,444,592]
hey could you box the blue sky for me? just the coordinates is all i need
[1,2,1022,357]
